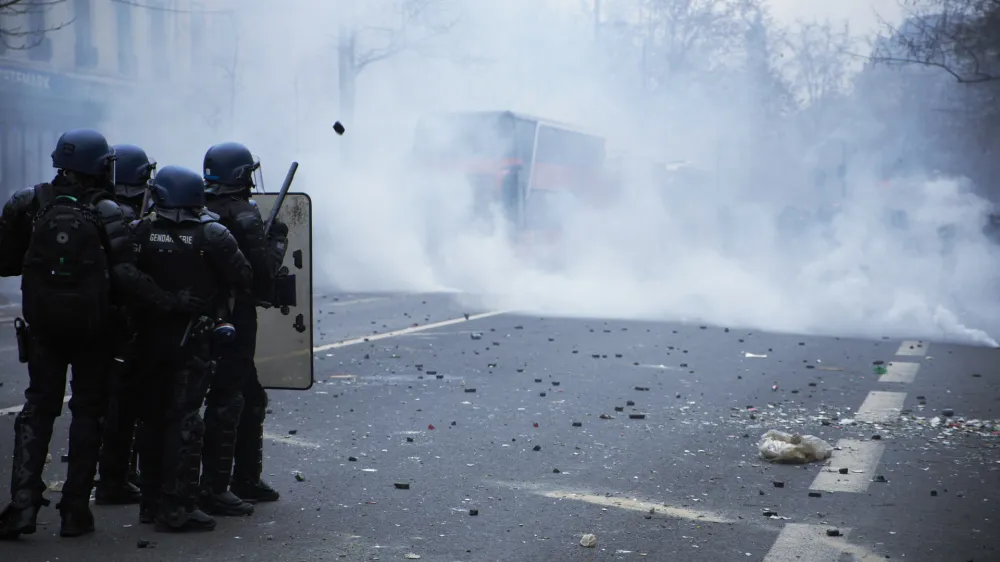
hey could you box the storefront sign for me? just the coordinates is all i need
[0,62,61,94]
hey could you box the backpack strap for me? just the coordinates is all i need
[32,184,55,216]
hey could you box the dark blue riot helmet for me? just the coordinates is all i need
[112,143,157,199]
[151,165,206,210]
[203,142,261,196]
[51,129,116,186]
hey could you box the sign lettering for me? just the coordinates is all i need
[0,67,51,90]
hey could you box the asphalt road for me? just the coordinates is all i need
[0,292,997,562]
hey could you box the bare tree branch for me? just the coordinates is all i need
[781,19,857,107]
[353,0,460,71]
[869,0,1000,83]
[108,0,232,15]
[0,0,72,50]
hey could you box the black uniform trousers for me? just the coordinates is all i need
[8,335,111,508]
[98,334,140,486]
[206,299,268,487]
[135,317,213,518]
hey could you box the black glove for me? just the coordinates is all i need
[266,225,289,272]
[172,289,206,314]
[268,219,289,238]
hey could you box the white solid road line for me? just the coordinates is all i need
[810,439,887,493]
[258,310,509,364]
[895,340,928,356]
[854,390,906,424]
[322,296,389,307]
[311,310,509,353]
[0,395,71,416]
[764,524,885,562]
[879,361,920,384]
[1,310,510,418]
[1,399,323,449]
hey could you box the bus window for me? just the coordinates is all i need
[535,125,605,169]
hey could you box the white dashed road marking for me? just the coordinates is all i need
[810,439,887,493]
[879,361,920,383]
[854,390,906,423]
[262,432,322,449]
[895,340,928,356]
[764,524,885,561]
[539,489,733,523]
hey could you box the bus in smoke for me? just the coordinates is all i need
[412,110,609,251]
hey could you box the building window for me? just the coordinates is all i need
[73,0,98,68]
[115,2,136,76]
[26,4,53,62]
[149,0,169,78]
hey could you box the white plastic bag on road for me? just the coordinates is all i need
[758,430,833,464]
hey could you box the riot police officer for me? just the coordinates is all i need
[112,144,155,221]
[131,165,252,532]
[0,130,202,540]
[96,143,157,506]
[201,142,288,514]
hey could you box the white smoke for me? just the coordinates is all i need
[99,0,1000,346]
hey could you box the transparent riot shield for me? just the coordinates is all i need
[250,192,314,390]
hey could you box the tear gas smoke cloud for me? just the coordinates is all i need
[100,0,1000,346]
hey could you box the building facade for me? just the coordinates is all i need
[0,0,232,197]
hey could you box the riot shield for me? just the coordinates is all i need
[250,192,314,390]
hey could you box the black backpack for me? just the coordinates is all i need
[21,184,112,341]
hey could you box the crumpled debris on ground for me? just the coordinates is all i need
[926,416,1000,435]
[758,430,833,464]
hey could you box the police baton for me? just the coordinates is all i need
[263,162,299,238]
[179,316,196,348]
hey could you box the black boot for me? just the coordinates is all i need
[98,399,138,498]
[154,498,216,533]
[201,391,252,515]
[157,405,215,533]
[136,422,162,525]
[230,478,280,503]
[139,492,160,525]
[127,443,141,488]
[62,414,103,516]
[0,490,49,540]
[95,480,141,505]
[57,498,95,537]
[232,404,278,502]
[198,489,254,516]
[0,409,56,540]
